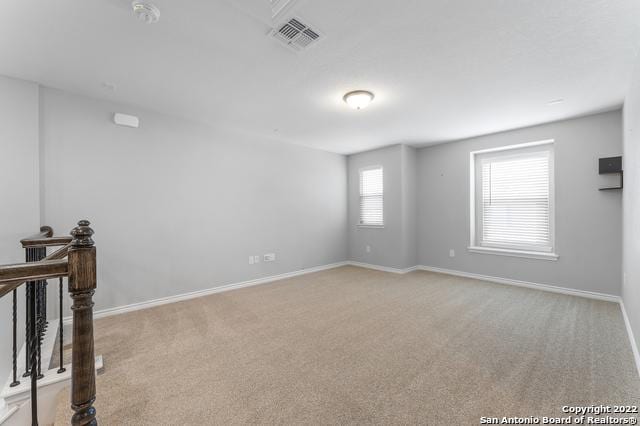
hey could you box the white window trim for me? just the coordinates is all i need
[358,165,384,228]
[467,246,559,261]
[469,139,558,260]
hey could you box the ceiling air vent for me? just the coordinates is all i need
[271,17,323,52]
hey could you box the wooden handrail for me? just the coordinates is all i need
[44,243,72,261]
[21,236,73,248]
[0,244,71,298]
[0,259,68,284]
[22,226,53,241]
[20,225,72,248]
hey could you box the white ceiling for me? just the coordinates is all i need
[1,0,639,154]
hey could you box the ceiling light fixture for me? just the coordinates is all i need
[132,1,160,24]
[343,90,375,110]
[547,98,564,106]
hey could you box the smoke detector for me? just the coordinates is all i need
[271,17,323,52]
[132,2,160,24]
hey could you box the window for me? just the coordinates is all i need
[359,166,383,226]
[470,141,556,259]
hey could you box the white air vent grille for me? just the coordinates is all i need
[272,17,322,52]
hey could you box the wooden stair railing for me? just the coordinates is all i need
[20,226,73,248]
[0,220,98,426]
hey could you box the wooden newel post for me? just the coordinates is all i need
[68,220,98,426]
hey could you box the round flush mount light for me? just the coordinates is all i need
[132,1,160,24]
[343,90,375,110]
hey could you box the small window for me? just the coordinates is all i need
[471,142,555,256]
[359,166,383,226]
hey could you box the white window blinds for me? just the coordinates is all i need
[475,145,553,252]
[359,167,383,226]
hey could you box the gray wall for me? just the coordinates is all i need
[623,57,640,359]
[1,74,631,381]
[347,144,418,269]
[0,76,40,382]
[39,88,348,312]
[418,111,623,295]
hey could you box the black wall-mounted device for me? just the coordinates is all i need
[598,156,623,190]
[599,156,622,174]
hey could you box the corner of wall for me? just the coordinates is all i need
[346,144,419,270]
[400,145,418,268]
[621,46,640,373]
[37,84,45,226]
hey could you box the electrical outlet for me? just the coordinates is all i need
[366,245,371,253]
[264,253,276,262]
[254,255,260,264]
[449,249,455,258]
[249,256,254,265]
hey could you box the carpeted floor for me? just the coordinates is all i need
[54,266,640,425]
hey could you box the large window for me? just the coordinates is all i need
[359,166,383,226]
[470,141,556,259]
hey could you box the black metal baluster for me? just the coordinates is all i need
[10,288,20,387]
[37,281,43,332]
[36,281,40,333]
[36,311,43,379]
[34,248,45,380]
[28,277,39,426]
[23,246,48,380]
[23,248,32,378]
[35,279,40,377]
[57,277,66,374]
[40,247,48,332]
[36,278,43,379]
[43,278,48,331]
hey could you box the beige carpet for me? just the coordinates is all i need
[54,266,640,425]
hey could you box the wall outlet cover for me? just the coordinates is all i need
[264,253,276,262]
[449,249,455,258]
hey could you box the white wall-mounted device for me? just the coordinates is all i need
[113,113,140,128]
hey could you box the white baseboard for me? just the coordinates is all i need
[57,258,639,380]
[346,261,417,274]
[416,265,621,303]
[79,261,619,323]
[67,261,349,322]
[620,300,640,379]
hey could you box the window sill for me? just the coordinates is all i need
[357,225,384,229]
[467,246,559,261]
